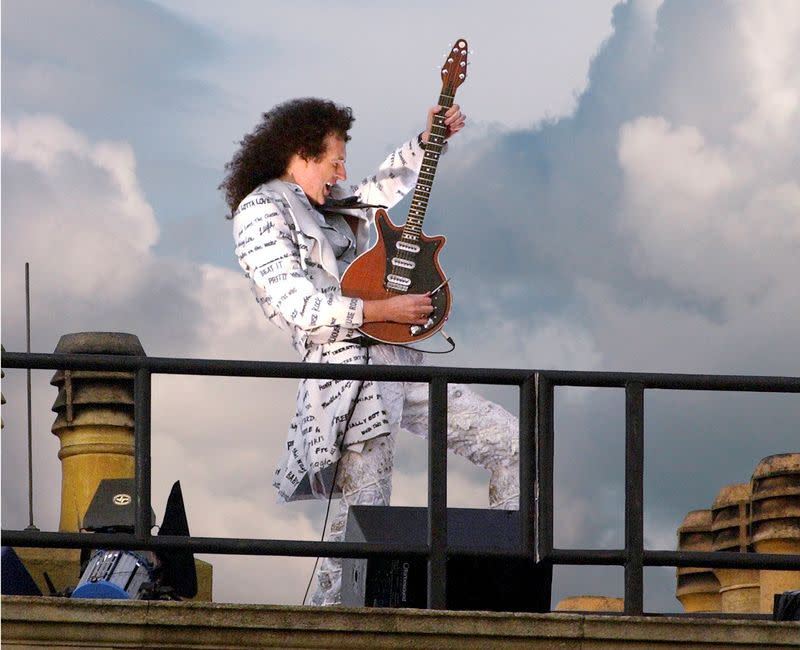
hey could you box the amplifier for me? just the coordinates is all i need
[1,546,42,596]
[341,506,551,612]
[774,590,800,621]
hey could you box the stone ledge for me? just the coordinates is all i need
[2,596,798,649]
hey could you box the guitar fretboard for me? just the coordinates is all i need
[402,92,454,245]
[385,95,454,294]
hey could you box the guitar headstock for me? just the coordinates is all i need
[440,38,468,93]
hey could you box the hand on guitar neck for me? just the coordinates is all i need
[363,293,433,326]
[420,103,466,145]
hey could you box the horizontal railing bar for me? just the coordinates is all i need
[8,528,798,569]
[543,370,800,392]
[547,549,627,564]
[645,550,800,570]
[0,352,533,384]
[2,530,540,560]
[545,548,800,570]
[443,545,538,559]
[3,352,799,392]
[0,530,429,558]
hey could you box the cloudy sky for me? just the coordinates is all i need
[2,0,798,612]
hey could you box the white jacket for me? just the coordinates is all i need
[233,138,426,501]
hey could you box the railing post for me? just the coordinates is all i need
[535,374,554,564]
[624,381,645,615]
[427,376,448,609]
[520,375,536,556]
[134,367,152,542]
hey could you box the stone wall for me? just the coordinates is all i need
[2,596,798,649]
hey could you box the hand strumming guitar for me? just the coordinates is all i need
[363,293,434,325]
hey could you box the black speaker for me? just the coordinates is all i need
[773,590,800,621]
[83,478,154,532]
[341,506,551,612]
[1,546,42,596]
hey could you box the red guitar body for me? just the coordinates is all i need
[340,209,451,344]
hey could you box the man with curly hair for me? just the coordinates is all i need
[223,98,520,605]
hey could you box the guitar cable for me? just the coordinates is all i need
[301,456,340,606]
[385,329,456,354]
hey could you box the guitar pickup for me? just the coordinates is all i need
[386,274,411,292]
[391,257,416,270]
[396,241,421,253]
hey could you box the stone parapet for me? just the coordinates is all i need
[2,596,798,649]
[555,595,624,612]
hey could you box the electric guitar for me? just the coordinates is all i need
[340,38,469,344]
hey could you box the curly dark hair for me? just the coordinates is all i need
[220,98,354,216]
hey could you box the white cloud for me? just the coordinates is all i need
[734,0,800,146]
[619,117,736,203]
[451,314,603,373]
[618,113,800,310]
[2,115,159,301]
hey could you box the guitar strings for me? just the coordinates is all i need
[393,90,454,284]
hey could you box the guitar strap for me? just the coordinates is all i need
[319,195,387,217]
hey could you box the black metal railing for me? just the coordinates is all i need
[2,350,799,615]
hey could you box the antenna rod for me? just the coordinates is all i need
[25,262,38,531]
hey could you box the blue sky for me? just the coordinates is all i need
[2,0,799,610]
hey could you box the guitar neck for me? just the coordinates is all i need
[404,91,455,241]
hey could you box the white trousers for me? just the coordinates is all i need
[307,350,520,606]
